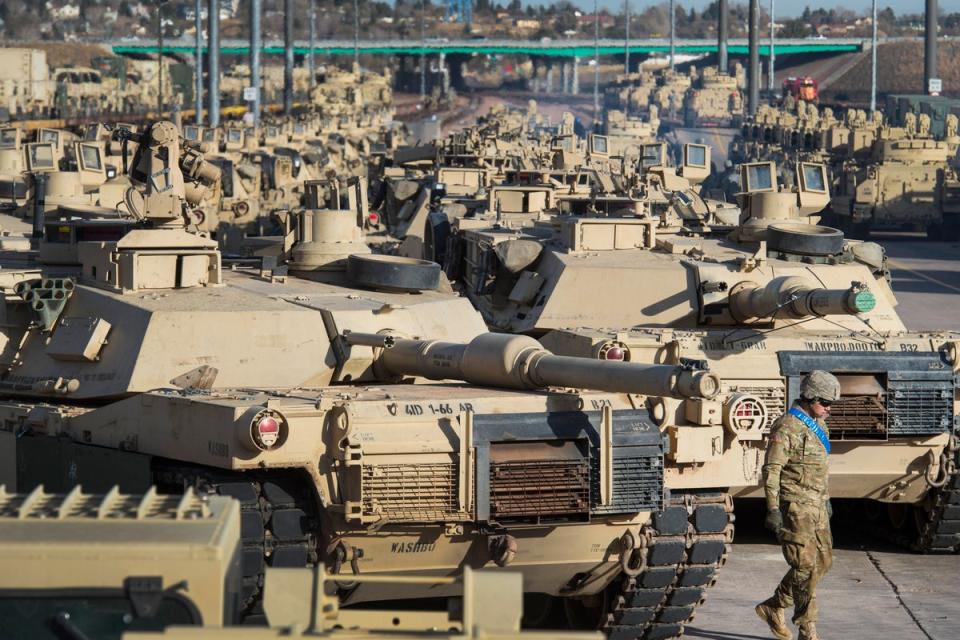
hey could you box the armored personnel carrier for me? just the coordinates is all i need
[1,121,729,640]
[683,67,744,128]
[444,159,960,554]
[828,114,960,239]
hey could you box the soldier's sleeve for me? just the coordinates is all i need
[763,425,792,511]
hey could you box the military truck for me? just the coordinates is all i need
[0,121,729,640]
[443,159,960,554]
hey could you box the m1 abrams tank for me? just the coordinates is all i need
[1,121,729,640]
[444,159,960,554]
[0,485,598,640]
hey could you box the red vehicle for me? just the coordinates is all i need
[782,76,819,103]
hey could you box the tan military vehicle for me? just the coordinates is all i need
[829,115,960,239]
[683,67,744,128]
[651,69,695,125]
[443,159,960,555]
[0,486,243,634]
[0,486,597,640]
[0,47,52,118]
[0,121,728,640]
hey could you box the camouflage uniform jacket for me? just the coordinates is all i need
[763,405,830,510]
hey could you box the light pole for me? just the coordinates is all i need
[594,0,600,119]
[309,0,317,88]
[251,0,262,124]
[353,0,360,69]
[870,0,877,112]
[420,0,426,99]
[157,0,169,115]
[624,0,630,74]
[194,0,202,123]
[768,0,775,91]
[669,0,675,71]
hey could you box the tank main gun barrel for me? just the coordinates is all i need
[345,332,720,399]
[728,276,876,322]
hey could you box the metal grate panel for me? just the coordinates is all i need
[489,441,590,518]
[828,395,886,438]
[887,380,954,435]
[361,462,461,521]
[591,454,663,515]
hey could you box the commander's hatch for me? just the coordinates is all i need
[678,143,710,185]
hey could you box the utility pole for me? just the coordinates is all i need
[870,0,877,112]
[251,0,262,124]
[194,0,202,123]
[624,0,630,74]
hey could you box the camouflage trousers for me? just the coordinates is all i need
[767,501,833,625]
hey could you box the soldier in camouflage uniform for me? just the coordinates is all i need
[755,370,840,640]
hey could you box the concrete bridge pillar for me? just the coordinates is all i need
[562,61,570,94]
[546,64,555,93]
[439,52,450,94]
[572,56,580,95]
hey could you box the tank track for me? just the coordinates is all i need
[603,492,735,640]
[152,461,323,622]
[908,436,960,553]
[857,436,960,554]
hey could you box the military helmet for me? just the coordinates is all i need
[800,370,841,402]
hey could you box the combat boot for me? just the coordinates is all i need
[798,622,820,640]
[755,601,792,640]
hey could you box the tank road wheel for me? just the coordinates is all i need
[347,254,441,292]
[563,589,611,630]
[152,462,323,623]
[886,503,913,532]
[522,593,559,628]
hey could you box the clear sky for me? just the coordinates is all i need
[563,1,960,19]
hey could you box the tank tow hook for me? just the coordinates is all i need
[488,533,518,567]
[327,539,362,590]
[925,435,959,489]
[618,527,651,577]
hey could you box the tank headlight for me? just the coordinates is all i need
[598,341,630,361]
[240,409,288,452]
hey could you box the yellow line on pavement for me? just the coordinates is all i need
[887,257,960,295]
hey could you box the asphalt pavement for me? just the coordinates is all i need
[688,236,960,640]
